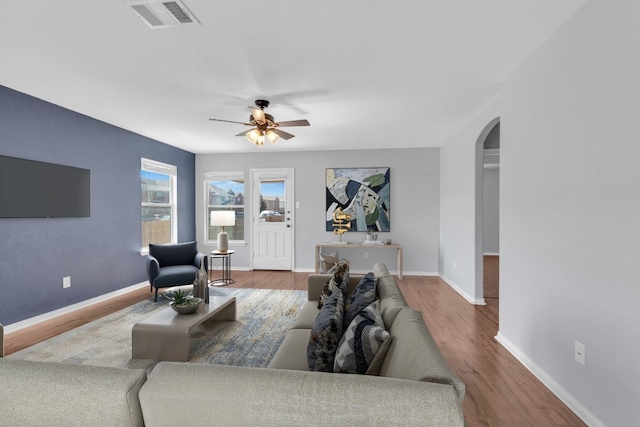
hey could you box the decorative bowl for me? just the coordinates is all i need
[171,298,203,315]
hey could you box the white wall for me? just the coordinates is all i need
[500,1,640,425]
[482,166,500,254]
[439,101,499,304]
[195,148,440,275]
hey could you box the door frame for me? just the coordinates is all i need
[250,168,295,271]
[474,117,500,304]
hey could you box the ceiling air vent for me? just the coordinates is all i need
[125,0,200,29]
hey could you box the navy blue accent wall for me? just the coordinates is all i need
[0,86,195,325]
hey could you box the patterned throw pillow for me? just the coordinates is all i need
[308,290,345,372]
[365,336,392,376]
[318,260,349,309]
[334,300,390,375]
[343,272,377,328]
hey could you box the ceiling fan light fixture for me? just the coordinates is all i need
[210,99,310,146]
[246,129,261,144]
[265,129,280,144]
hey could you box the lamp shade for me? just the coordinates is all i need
[210,211,235,227]
[265,129,280,144]
[246,129,262,145]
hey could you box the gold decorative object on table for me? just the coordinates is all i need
[332,207,351,242]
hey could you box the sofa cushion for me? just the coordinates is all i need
[152,265,199,288]
[343,272,377,328]
[308,289,344,372]
[318,260,349,309]
[291,301,321,329]
[373,262,391,277]
[379,307,465,403]
[268,329,312,371]
[334,300,390,375]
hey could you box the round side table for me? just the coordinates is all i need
[209,250,235,286]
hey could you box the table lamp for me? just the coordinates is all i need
[210,211,235,252]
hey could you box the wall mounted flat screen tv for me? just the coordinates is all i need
[0,155,90,218]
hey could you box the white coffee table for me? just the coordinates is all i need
[132,296,236,362]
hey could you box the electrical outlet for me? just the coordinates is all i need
[364,251,370,259]
[575,341,586,366]
[453,261,457,270]
[63,276,71,289]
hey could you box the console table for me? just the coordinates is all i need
[315,243,403,280]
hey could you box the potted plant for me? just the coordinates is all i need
[162,288,203,315]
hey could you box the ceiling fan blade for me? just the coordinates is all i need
[249,107,266,125]
[275,119,310,127]
[272,128,295,140]
[209,118,252,126]
[235,130,252,137]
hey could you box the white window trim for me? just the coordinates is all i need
[141,158,177,255]
[204,170,245,247]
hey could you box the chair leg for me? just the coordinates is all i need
[155,288,158,302]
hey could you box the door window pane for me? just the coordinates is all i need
[259,180,285,223]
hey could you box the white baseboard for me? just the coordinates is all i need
[495,332,604,427]
[439,274,486,305]
[403,270,439,277]
[4,281,150,334]
[483,252,500,256]
[209,266,251,272]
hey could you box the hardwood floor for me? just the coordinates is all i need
[4,264,585,426]
[483,255,500,325]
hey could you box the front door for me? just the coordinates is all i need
[251,168,294,270]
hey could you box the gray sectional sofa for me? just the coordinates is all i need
[0,263,465,426]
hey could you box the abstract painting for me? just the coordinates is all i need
[325,167,390,232]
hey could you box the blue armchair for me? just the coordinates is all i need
[146,241,208,301]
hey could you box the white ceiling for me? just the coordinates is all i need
[0,1,586,154]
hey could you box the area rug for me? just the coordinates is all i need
[8,287,307,373]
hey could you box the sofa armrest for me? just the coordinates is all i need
[193,252,207,271]
[146,255,160,283]
[140,363,464,426]
[0,359,146,427]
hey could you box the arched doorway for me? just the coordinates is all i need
[474,118,500,304]
[481,123,500,313]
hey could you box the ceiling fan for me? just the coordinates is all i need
[209,99,310,146]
